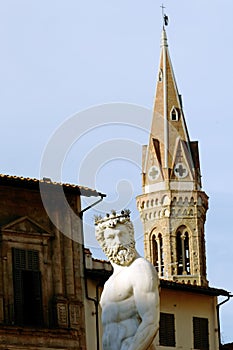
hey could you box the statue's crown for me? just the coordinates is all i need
[94,209,131,228]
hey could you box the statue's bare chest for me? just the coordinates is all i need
[101,269,133,304]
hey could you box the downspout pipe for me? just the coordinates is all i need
[79,192,106,350]
[217,293,233,349]
[79,192,106,218]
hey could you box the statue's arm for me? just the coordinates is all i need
[127,260,160,350]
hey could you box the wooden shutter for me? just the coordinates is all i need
[193,317,209,349]
[159,312,176,347]
[12,248,43,326]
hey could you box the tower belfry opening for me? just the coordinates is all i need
[137,25,209,287]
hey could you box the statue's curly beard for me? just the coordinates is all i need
[103,241,136,266]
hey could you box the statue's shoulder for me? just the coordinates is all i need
[130,257,158,290]
[131,257,157,275]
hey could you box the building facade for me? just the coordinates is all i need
[0,174,104,349]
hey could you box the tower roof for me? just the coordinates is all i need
[142,28,201,191]
[152,27,190,167]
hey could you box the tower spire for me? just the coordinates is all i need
[137,23,209,287]
[148,27,192,179]
[161,27,168,169]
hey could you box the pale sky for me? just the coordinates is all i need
[0,0,233,343]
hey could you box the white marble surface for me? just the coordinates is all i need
[95,219,160,350]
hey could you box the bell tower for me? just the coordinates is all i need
[137,27,209,286]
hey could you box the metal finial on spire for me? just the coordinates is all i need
[160,4,169,27]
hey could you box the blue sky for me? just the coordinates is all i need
[0,0,233,343]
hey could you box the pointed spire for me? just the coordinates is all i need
[142,26,202,191]
[161,27,169,169]
[152,28,191,168]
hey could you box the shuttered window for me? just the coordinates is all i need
[159,312,176,347]
[193,317,209,350]
[12,248,43,326]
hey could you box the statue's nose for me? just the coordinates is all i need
[115,237,120,245]
[114,234,121,245]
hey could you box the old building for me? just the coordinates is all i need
[0,174,104,349]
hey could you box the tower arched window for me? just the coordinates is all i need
[152,235,158,270]
[158,69,163,82]
[152,233,164,277]
[170,106,179,121]
[176,228,190,275]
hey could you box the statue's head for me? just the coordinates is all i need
[95,210,136,266]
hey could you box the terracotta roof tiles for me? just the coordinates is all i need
[0,173,104,197]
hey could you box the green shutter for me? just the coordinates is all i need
[193,317,209,349]
[12,248,43,326]
[159,312,176,347]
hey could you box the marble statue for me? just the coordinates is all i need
[95,210,160,350]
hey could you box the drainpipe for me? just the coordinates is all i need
[79,192,106,218]
[79,192,106,350]
[217,293,233,349]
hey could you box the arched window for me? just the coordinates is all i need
[152,235,158,269]
[158,69,163,82]
[170,106,179,121]
[176,228,190,275]
[152,233,164,277]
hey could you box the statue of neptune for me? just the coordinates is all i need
[95,210,160,350]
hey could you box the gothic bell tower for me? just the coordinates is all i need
[137,27,209,286]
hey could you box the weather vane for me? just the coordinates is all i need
[160,3,169,27]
